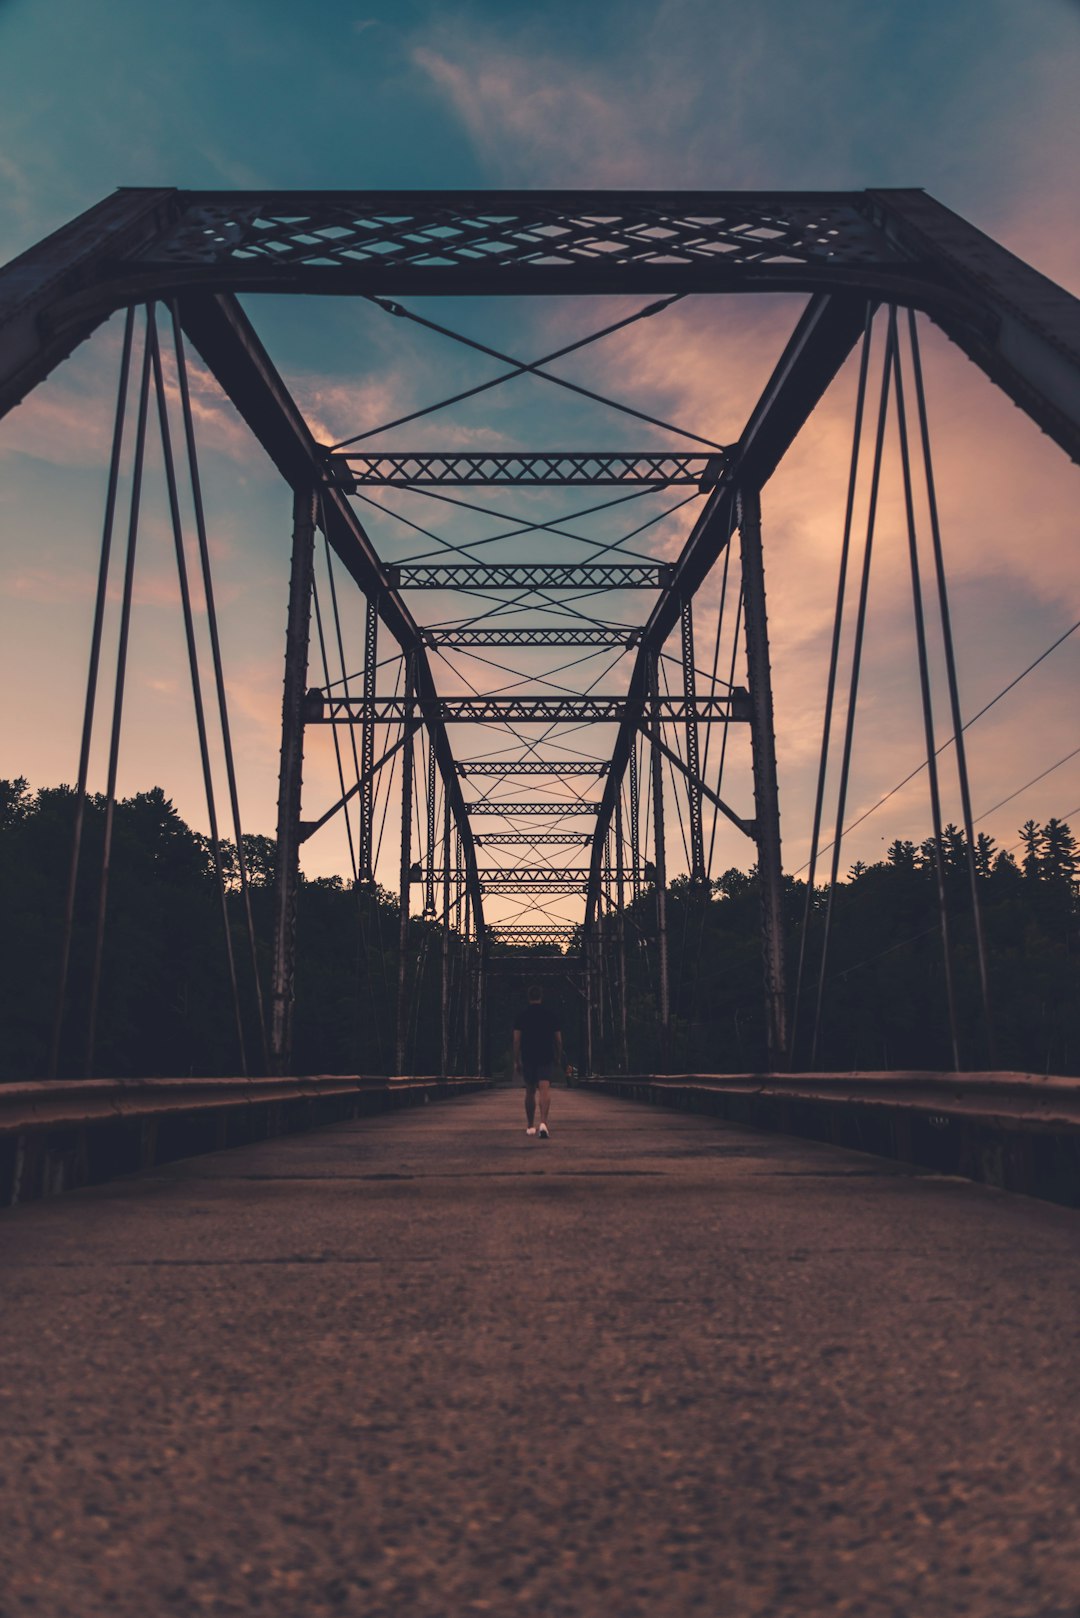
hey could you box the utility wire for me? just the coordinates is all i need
[795,614,1080,875]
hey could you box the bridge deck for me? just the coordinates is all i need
[2,1087,1078,1617]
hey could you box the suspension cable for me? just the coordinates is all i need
[170,304,268,1069]
[149,307,248,1076]
[50,305,135,1080]
[84,309,153,1079]
[810,315,896,1067]
[893,307,961,1071]
[907,308,994,1064]
[790,302,874,1064]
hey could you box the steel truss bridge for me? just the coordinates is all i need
[3,186,1079,1084]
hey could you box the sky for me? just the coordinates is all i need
[1,0,1079,929]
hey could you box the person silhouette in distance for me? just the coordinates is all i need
[513,983,563,1139]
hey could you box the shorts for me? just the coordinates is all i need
[521,1060,555,1089]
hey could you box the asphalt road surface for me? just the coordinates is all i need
[1,1086,1078,1617]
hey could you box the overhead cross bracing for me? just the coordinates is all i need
[6,186,1079,1084]
[489,925,577,945]
[426,629,637,648]
[458,762,609,776]
[336,452,725,488]
[388,563,673,590]
[464,802,600,816]
[474,834,593,846]
[308,695,749,723]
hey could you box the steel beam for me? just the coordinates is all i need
[428,629,636,649]
[867,189,1080,463]
[484,882,586,895]
[441,792,451,1075]
[309,694,747,724]
[474,834,592,847]
[37,188,967,304]
[680,600,706,881]
[5,191,1079,466]
[614,795,629,1073]
[628,742,641,903]
[270,488,316,1075]
[464,801,600,816]
[358,593,378,881]
[0,188,179,418]
[337,451,722,486]
[648,653,671,1062]
[739,487,788,1067]
[490,925,577,944]
[641,725,755,839]
[298,723,418,844]
[390,563,671,590]
[428,867,596,885]
[395,658,416,1074]
[459,761,608,776]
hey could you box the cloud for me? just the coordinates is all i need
[0,317,260,470]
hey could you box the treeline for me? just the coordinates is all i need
[600,820,1080,1075]
[2,779,1078,1080]
[0,780,472,1081]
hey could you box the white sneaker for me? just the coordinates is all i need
[525,1126,537,1136]
[538,1122,549,1139]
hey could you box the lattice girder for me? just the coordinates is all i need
[337,452,723,487]
[306,693,750,724]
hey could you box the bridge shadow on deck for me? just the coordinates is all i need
[2,1087,1078,1617]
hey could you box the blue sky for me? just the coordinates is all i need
[1,0,1079,915]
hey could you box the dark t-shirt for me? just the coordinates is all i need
[513,1003,561,1065]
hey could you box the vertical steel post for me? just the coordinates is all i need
[461,878,472,1070]
[270,486,317,1075]
[648,651,671,1066]
[738,484,788,1068]
[615,795,629,1072]
[454,830,464,935]
[584,924,595,1076]
[628,742,641,903]
[358,593,377,883]
[681,599,706,882]
[475,931,486,1076]
[441,792,451,1075]
[424,737,437,919]
[395,654,415,1074]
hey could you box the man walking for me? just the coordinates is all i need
[513,983,563,1139]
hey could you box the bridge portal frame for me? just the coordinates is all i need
[3,186,1079,1075]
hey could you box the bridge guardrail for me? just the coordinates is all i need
[581,1071,1080,1207]
[0,1073,488,1207]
